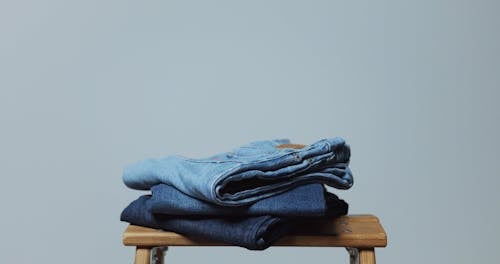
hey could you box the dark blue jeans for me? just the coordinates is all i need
[121,195,290,250]
[121,184,348,250]
[150,183,329,216]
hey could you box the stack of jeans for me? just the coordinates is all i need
[121,137,353,250]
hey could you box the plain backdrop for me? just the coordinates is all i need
[1,1,499,263]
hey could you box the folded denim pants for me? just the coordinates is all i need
[120,186,348,250]
[151,183,343,217]
[123,137,353,206]
[121,195,289,250]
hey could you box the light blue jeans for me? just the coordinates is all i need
[123,137,353,206]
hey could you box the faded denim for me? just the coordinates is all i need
[123,137,353,206]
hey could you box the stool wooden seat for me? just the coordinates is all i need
[123,214,387,264]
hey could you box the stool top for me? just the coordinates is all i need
[123,214,387,248]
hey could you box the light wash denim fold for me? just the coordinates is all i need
[123,137,353,206]
[150,183,327,216]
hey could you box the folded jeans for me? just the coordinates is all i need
[121,195,289,250]
[151,183,343,217]
[120,186,348,250]
[123,137,353,206]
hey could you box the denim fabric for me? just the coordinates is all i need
[120,192,348,250]
[150,183,327,217]
[120,195,291,250]
[123,137,353,206]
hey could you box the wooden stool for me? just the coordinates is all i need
[123,214,387,264]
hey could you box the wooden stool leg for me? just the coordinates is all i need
[346,248,376,264]
[359,248,375,264]
[134,247,151,264]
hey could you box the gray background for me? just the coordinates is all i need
[1,0,499,263]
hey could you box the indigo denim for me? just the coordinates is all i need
[120,190,348,250]
[123,137,353,206]
[151,183,327,216]
[121,195,290,250]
